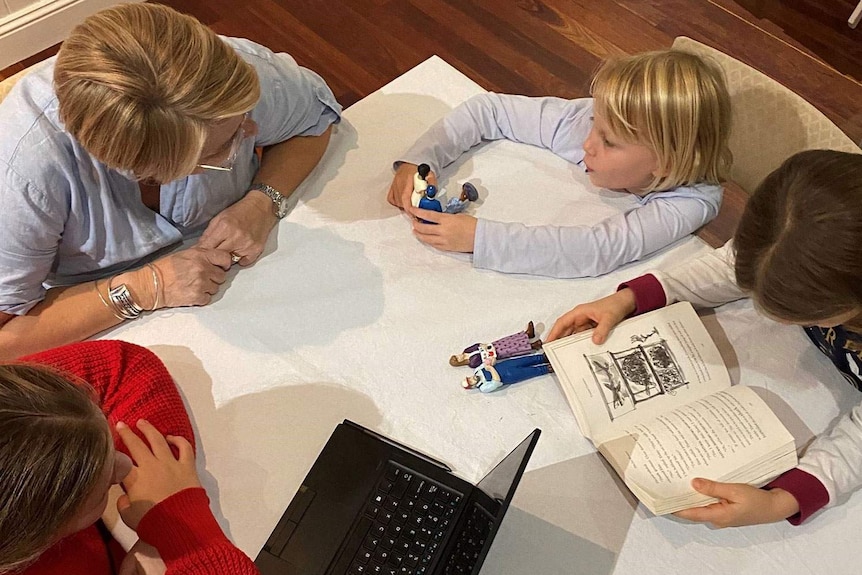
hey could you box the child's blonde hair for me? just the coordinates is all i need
[54,3,260,182]
[0,363,109,572]
[734,150,862,325]
[591,50,732,192]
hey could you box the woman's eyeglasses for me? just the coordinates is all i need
[197,112,255,172]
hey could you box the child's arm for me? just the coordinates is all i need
[769,401,862,524]
[396,93,593,179]
[472,187,722,278]
[648,239,746,310]
[20,340,194,446]
[116,421,262,575]
[548,241,746,344]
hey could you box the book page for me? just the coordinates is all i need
[543,302,730,444]
[599,386,796,514]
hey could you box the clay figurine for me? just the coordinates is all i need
[444,181,479,214]
[462,353,554,393]
[450,321,542,368]
[411,163,432,208]
[416,184,443,224]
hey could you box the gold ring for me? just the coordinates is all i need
[230,252,242,264]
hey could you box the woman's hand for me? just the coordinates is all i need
[115,420,201,531]
[547,289,637,344]
[405,206,477,253]
[387,163,438,209]
[197,190,277,265]
[674,478,800,528]
[149,247,232,308]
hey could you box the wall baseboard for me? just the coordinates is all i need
[0,0,142,70]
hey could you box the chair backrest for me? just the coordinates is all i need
[672,36,860,194]
[0,67,33,102]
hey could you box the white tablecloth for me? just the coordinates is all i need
[108,57,857,574]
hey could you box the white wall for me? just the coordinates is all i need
[0,0,142,70]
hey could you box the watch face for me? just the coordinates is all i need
[276,196,290,218]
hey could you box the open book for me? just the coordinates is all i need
[542,302,798,516]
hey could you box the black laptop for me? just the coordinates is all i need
[255,420,540,575]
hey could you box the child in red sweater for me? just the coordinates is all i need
[0,340,259,575]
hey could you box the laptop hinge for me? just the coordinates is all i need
[343,419,453,472]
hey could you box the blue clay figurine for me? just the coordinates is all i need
[444,181,479,214]
[462,353,553,393]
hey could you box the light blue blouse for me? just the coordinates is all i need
[397,93,722,278]
[0,37,341,314]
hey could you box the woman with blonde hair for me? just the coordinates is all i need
[387,49,732,278]
[0,3,341,359]
[0,340,260,574]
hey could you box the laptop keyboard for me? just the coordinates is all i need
[442,504,494,574]
[348,463,462,575]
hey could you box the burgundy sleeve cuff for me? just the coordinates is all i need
[767,468,829,525]
[136,487,230,561]
[617,274,667,315]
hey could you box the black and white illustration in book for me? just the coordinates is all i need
[584,327,689,421]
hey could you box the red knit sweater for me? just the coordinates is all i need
[17,340,260,575]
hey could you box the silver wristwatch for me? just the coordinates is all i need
[249,183,290,219]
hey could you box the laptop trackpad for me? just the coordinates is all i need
[257,423,419,574]
[259,431,388,574]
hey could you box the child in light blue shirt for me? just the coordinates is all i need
[387,50,732,278]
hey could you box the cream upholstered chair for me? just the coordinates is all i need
[0,66,33,102]
[671,37,861,247]
[672,36,860,194]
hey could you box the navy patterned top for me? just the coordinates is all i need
[805,326,862,391]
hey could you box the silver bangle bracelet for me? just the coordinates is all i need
[108,283,144,320]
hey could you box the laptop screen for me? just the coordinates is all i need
[476,429,541,509]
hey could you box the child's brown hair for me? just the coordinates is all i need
[0,363,109,572]
[734,149,862,325]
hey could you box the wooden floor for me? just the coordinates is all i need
[2,0,859,249]
[4,0,860,144]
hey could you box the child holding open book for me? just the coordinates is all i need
[547,150,862,527]
[387,49,731,278]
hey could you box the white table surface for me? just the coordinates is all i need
[106,56,858,574]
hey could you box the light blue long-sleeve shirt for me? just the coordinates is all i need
[0,37,342,315]
[397,93,722,278]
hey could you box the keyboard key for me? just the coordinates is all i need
[372,548,390,564]
[408,479,425,499]
[388,553,404,567]
[363,534,380,550]
[422,484,438,501]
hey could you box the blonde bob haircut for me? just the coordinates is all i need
[591,50,732,192]
[0,363,109,572]
[54,3,261,182]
